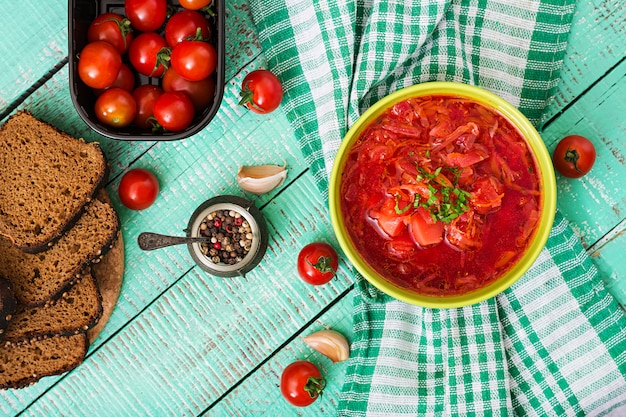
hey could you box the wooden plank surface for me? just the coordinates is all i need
[0,2,67,116]
[208,294,354,416]
[0,0,624,415]
[543,60,626,247]
[542,0,624,121]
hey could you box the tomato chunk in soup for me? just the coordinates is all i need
[340,95,542,296]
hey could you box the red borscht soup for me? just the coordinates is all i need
[340,95,542,296]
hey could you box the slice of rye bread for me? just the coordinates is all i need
[0,194,119,307]
[0,333,88,390]
[2,272,103,345]
[87,231,124,344]
[0,278,17,341]
[0,110,108,253]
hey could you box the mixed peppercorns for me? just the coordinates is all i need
[199,209,253,265]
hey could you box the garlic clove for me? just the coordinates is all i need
[303,329,350,363]
[236,164,288,195]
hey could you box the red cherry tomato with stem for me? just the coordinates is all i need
[170,40,217,81]
[125,0,167,32]
[118,168,159,210]
[162,68,215,113]
[87,13,133,54]
[239,69,283,114]
[297,242,339,285]
[78,41,122,89]
[165,10,211,47]
[132,85,163,129]
[552,134,596,178]
[280,361,325,407]
[95,88,137,128]
[152,92,195,132]
[128,32,169,77]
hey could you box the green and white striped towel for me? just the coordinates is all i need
[249,0,626,415]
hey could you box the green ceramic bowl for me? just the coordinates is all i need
[329,82,556,308]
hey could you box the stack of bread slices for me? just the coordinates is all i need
[0,111,120,390]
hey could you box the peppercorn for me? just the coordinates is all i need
[199,208,254,266]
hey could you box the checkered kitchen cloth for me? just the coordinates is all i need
[248,0,626,415]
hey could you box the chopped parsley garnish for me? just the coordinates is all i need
[394,166,471,223]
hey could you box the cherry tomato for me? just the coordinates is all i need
[128,32,168,77]
[153,92,195,132]
[94,88,137,128]
[87,13,133,54]
[170,41,217,81]
[280,361,325,407]
[125,0,167,32]
[165,10,211,47]
[179,0,213,10]
[78,41,122,89]
[132,85,163,129]
[118,168,159,210]
[239,69,283,114]
[297,242,339,285]
[162,68,215,113]
[93,64,136,96]
[552,134,596,178]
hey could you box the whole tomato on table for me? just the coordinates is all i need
[297,242,339,285]
[238,69,283,114]
[552,134,596,178]
[118,168,159,210]
[280,360,325,407]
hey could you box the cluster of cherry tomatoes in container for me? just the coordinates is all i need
[73,0,220,137]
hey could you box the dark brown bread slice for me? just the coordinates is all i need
[0,197,119,307]
[0,278,17,340]
[88,231,124,344]
[0,110,108,253]
[2,272,103,345]
[0,333,88,390]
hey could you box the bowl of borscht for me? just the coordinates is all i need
[329,82,556,308]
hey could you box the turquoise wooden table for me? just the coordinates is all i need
[0,0,624,415]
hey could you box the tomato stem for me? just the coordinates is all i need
[94,17,133,51]
[238,84,264,112]
[304,376,326,399]
[151,46,171,77]
[198,0,216,16]
[146,116,163,133]
[188,27,209,42]
[564,146,582,172]
[307,256,336,275]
